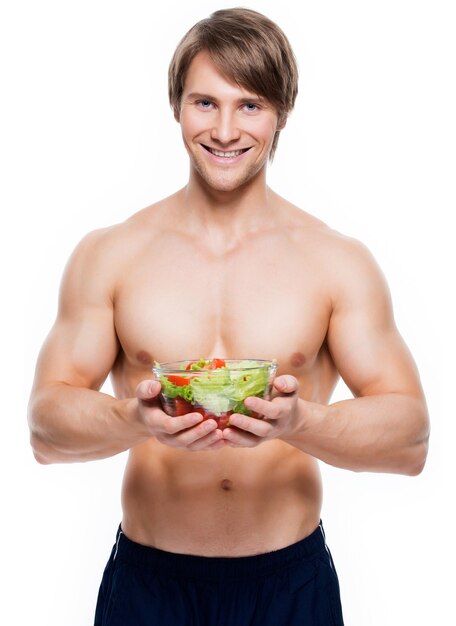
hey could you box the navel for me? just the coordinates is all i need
[137,350,153,365]
[290,351,306,367]
[220,479,233,491]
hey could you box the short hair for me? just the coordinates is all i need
[168,8,298,161]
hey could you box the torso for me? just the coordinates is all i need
[108,189,341,556]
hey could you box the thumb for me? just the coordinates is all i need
[273,375,298,394]
[136,379,161,401]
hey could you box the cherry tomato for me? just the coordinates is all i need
[218,411,233,430]
[167,375,191,386]
[207,358,226,369]
[172,397,194,416]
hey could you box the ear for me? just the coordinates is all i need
[277,113,288,131]
[173,106,181,123]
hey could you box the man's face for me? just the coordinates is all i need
[177,50,284,193]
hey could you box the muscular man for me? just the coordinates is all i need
[28,8,429,626]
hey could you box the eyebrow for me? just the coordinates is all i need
[185,92,266,104]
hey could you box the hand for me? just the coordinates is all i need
[134,380,225,451]
[222,375,300,448]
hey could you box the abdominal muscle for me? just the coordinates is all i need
[120,437,323,557]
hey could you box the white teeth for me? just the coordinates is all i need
[208,147,245,158]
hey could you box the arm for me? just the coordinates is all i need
[224,239,430,475]
[308,239,430,474]
[28,229,144,463]
[28,229,223,464]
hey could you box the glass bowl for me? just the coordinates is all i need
[152,358,278,429]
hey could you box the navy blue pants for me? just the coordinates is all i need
[94,522,344,625]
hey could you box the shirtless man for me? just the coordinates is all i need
[28,8,429,626]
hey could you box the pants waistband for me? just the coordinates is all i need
[113,521,328,580]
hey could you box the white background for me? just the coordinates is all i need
[3,0,455,624]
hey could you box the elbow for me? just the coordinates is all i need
[29,431,56,465]
[404,402,430,477]
[404,438,429,477]
[32,446,52,465]
[28,400,57,465]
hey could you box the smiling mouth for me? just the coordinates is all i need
[202,145,251,158]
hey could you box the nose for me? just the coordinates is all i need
[210,109,241,145]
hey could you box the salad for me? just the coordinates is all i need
[152,357,277,429]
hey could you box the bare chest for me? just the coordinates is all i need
[111,229,337,398]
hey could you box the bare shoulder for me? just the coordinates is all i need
[280,198,389,303]
[70,195,174,261]
[280,197,363,252]
[60,197,173,302]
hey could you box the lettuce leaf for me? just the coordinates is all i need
[189,363,270,415]
[159,375,194,403]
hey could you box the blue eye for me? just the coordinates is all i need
[197,100,212,109]
[244,103,258,112]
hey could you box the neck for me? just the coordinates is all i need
[178,169,279,247]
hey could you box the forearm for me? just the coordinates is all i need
[282,394,429,475]
[28,383,146,464]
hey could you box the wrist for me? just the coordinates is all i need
[116,397,151,439]
[281,398,329,446]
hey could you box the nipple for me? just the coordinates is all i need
[290,351,306,367]
[137,350,152,365]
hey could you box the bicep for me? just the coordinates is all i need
[32,230,120,392]
[326,240,424,399]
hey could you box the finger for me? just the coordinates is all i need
[222,426,261,448]
[162,412,205,435]
[136,379,161,400]
[142,409,201,437]
[206,437,228,450]
[187,428,225,451]
[227,412,272,437]
[244,396,281,420]
[273,375,299,394]
[171,418,218,444]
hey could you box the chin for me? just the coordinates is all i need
[193,161,264,193]
[205,177,248,193]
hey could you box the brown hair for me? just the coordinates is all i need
[168,8,298,161]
